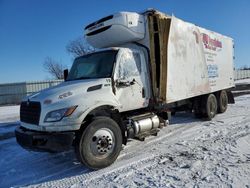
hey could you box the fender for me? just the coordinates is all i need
[78,101,121,124]
[77,101,127,144]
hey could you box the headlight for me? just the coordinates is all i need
[44,106,77,122]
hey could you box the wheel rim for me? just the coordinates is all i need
[90,128,115,158]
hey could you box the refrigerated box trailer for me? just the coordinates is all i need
[15,9,235,169]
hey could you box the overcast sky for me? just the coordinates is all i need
[0,0,249,83]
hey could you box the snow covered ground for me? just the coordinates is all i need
[235,78,250,85]
[233,79,250,97]
[0,105,19,141]
[0,105,19,124]
[0,95,250,187]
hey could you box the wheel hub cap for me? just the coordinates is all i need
[90,128,115,156]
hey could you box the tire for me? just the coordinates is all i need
[217,90,228,113]
[75,116,122,169]
[202,94,217,120]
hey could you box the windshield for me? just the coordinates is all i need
[67,50,118,81]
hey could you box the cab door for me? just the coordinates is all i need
[114,49,148,112]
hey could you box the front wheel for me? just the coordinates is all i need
[75,117,122,169]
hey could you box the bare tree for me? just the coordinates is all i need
[43,57,66,79]
[66,37,95,57]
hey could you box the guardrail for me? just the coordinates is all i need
[234,70,250,80]
[0,80,63,105]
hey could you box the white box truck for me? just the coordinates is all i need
[15,9,235,169]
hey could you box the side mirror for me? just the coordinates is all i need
[115,79,135,87]
[63,69,69,81]
[116,80,129,87]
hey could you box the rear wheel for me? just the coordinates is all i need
[75,116,122,169]
[217,90,228,113]
[202,94,217,120]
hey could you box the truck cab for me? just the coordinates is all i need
[15,46,156,169]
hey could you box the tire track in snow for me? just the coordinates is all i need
[1,95,250,187]
[30,117,211,187]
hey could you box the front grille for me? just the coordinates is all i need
[20,101,41,125]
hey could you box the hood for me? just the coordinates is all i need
[26,78,111,102]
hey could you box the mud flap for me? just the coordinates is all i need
[227,91,235,104]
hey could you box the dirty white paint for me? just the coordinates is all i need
[198,26,235,91]
[166,16,234,103]
[113,48,149,111]
[84,11,234,104]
